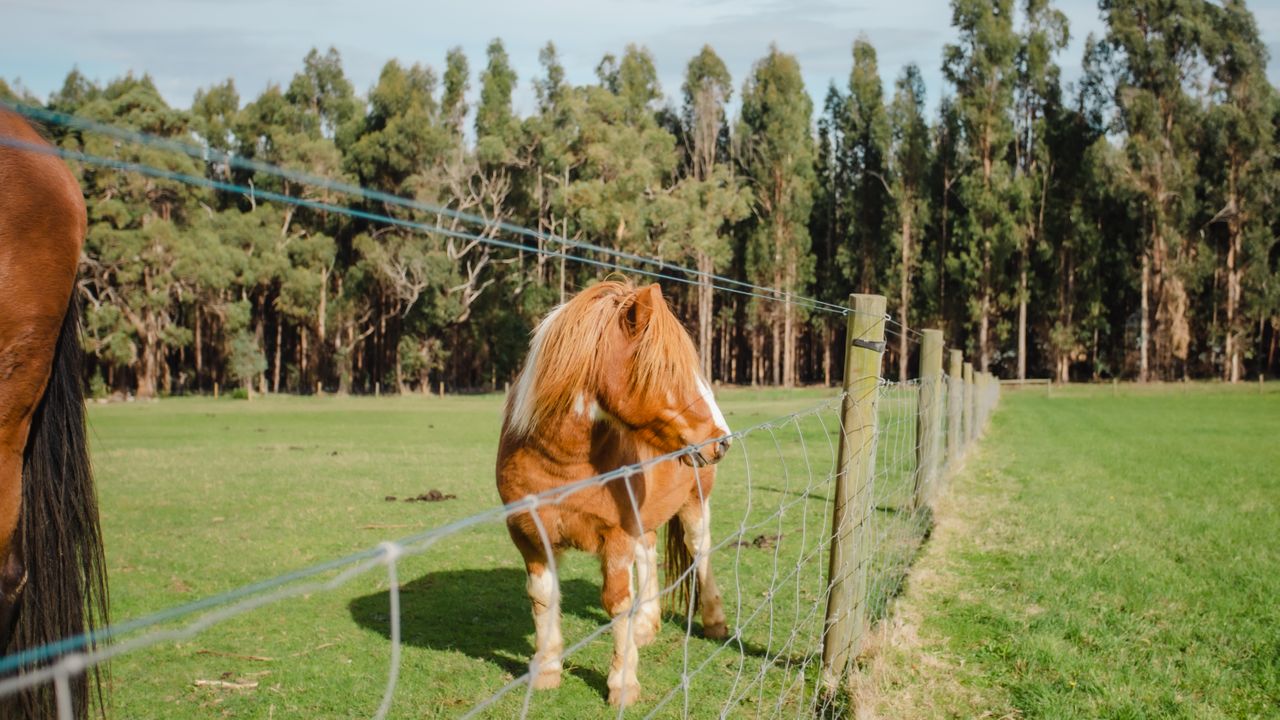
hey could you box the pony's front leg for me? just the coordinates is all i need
[524,557,564,689]
[631,530,661,647]
[679,499,728,639]
[601,530,642,706]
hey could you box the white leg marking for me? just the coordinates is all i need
[608,605,642,706]
[632,538,661,646]
[683,501,727,637]
[527,569,563,689]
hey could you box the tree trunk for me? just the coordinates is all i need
[697,254,713,380]
[783,262,796,388]
[823,320,832,387]
[272,319,283,393]
[194,305,203,390]
[300,326,308,391]
[137,329,159,399]
[255,297,268,396]
[979,237,991,372]
[1017,237,1027,381]
[1225,169,1242,383]
[1140,250,1150,383]
[899,209,912,382]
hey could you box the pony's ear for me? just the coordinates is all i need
[624,283,662,336]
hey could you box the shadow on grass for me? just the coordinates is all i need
[349,567,785,703]
[349,568,610,694]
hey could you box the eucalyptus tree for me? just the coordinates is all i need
[842,38,892,297]
[676,46,750,379]
[1100,0,1211,380]
[944,0,1019,371]
[1201,0,1276,381]
[522,42,582,299]
[1012,0,1068,379]
[738,45,815,387]
[563,45,677,264]
[810,84,852,384]
[69,74,201,397]
[887,64,933,381]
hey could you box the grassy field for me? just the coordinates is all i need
[863,384,1280,719]
[86,387,897,719]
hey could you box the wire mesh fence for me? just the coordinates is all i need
[0,104,1003,718]
[0,352,998,719]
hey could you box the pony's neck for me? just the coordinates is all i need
[529,391,647,470]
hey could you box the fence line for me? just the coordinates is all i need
[0,100,862,318]
[1,322,998,718]
[0,107,1005,717]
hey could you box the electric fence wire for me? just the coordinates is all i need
[0,100,880,321]
[0,103,1001,717]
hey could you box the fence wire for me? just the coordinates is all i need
[0,362,1000,719]
[0,106,1002,717]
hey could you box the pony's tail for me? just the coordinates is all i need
[3,298,108,719]
[661,516,695,618]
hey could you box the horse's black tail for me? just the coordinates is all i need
[2,298,108,719]
[662,516,695,618]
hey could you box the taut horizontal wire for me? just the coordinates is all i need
[0,134,851,314]
[1,100,858,318]
[0,392,845,681]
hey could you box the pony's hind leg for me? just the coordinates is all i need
[678,499,728,639]
[601,529,642,706]
[631,530,661,647]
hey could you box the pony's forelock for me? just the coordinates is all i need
[506,280,702,438]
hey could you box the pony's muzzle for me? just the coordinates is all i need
[683,437,732,467]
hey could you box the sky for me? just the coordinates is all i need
[4,0,1279,120]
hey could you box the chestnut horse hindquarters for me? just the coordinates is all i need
[0,109,108,720]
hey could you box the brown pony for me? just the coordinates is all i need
[496,280,731,707]
[0,109,108,718]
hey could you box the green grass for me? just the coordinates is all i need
[868,384,1280,719]
[86,388,893,719]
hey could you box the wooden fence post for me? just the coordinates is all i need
[947,349,963,466]
[822,293,886,692]
[913,329,943,510]
[963,362,975,446]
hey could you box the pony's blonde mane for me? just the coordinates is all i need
[507,280,701,438]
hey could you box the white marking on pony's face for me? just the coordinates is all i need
[697,376,730,437]
[574,393,587,417]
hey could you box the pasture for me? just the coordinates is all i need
[90,387,904,718]
[865,384,1280,718]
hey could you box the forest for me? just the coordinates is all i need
[1,0,1276,398]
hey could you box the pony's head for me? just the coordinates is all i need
[508,280,731,466]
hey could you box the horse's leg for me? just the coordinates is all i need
[509,524,563,690]
[678,499,728,639]
[631,530,662,647]
[601,529,641,706]
[525,556,563,689]
[0,446,25,640]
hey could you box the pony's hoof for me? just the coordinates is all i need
[608,683,642,707]
[703,622,728,640]
[531,667,562,690]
